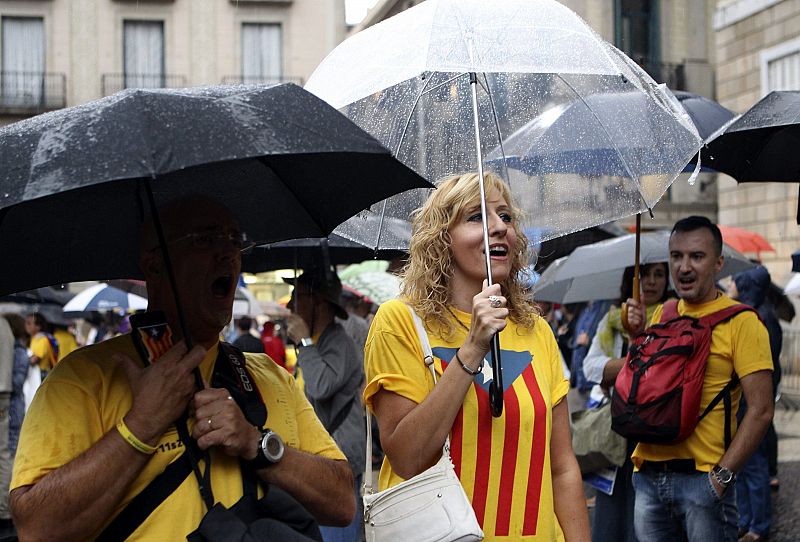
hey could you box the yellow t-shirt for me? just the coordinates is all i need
[53,329,78,361]
[632,293,773,472]
[11,334,345,540]
[364,299,569,541]
[29,333,57,371]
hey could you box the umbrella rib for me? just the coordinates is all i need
[478,72,510,182]
[555,73,651,211]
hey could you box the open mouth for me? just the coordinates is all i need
[211,275,234,298]
[487,245,508,258]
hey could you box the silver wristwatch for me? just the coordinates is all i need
[711,464,735,487]
[299,337,315,347]
[247,429,285,469]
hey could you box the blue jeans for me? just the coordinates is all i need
[633,470,738,542]
[737,440,771,536]
[319,474,363,542]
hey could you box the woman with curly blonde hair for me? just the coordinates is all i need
[363,172,590,541]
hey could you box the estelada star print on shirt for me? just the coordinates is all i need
[364,300,569,541]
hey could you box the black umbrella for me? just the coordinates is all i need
[0,286,73,306]
[242,234,407,273]
[0,83,431,295]
[673,91,735,141]
[702,91,800,221]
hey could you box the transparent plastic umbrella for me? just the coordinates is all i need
[306,0,701,415]
[307,0,701,249]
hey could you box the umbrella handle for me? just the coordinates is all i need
[488,334,503,417]
[621,214,641,335]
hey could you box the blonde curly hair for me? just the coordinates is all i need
[400,171,540,339]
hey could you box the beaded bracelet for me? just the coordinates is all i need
[116,418,156,455]
[455,350,482,376]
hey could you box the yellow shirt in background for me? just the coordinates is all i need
[53,329,78,361]
[29,333,57,371]
[632,293,772,471]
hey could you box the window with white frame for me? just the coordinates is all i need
[123,20,164,89]
[761,37,800,93]
[241,23,282,84]
[1,16,45,107]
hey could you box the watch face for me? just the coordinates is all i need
[266,436,282,456]
[262,430,284,462]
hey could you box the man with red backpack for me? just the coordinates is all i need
[623,216,774,542]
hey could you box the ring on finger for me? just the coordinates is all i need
[207,417,213,428]
[488,295,502,308]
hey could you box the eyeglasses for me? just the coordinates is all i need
[165,231,257,254]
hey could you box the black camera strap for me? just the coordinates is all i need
[97,342,267,541]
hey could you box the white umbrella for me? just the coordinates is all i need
[533,231,754,304]
[63,283,148,313]
[784,273,800,296]
[233,287,262,318]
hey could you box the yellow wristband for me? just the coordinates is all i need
[116,418,156,455]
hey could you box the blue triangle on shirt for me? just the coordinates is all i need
[432,346,533,394]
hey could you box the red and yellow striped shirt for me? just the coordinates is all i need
[364,300,569,541]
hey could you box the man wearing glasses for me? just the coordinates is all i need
[9,195,355,540]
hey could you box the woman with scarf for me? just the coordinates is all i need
[582,262,671,542]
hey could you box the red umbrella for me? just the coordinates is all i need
[717,225,775,258]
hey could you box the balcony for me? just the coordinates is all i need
[220,75,304,87]
[0,71,66,114]
[101,73,188,97]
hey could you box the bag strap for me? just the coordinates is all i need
[98,343,267,541]
[699,302,754,328]
[659,299,680,322]
[364,305,443,496]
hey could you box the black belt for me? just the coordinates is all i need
[640,459,697,473]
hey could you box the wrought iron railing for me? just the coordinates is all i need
[101,73,188,96]
[220,75,303,86]
[0,71,66,112]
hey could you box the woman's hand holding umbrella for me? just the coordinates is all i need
[459,283,509,372]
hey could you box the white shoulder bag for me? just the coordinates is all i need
[363,306,484,541]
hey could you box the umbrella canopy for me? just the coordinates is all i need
[241,233,407,273]
[703,91,800,222]
[233,287,262,318]
[63,283,148,313]
[0,83,431,295]
[307,0,701,251]
[533,231,754,304]
[0,287,73,307]
[673,91,735,141]
[785,273,800,296]
[704,91,800,181]
[340,271,400,306]
[717,225,775,258]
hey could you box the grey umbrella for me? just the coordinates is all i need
[532,231,754,304]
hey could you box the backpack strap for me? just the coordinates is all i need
[696,303,753,450]
[699,302,754,328]
[659,299,680,322]
[98,343,268,541]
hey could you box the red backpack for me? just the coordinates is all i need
[611,299,753,445]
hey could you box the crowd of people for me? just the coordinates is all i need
[0,174,784,542]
